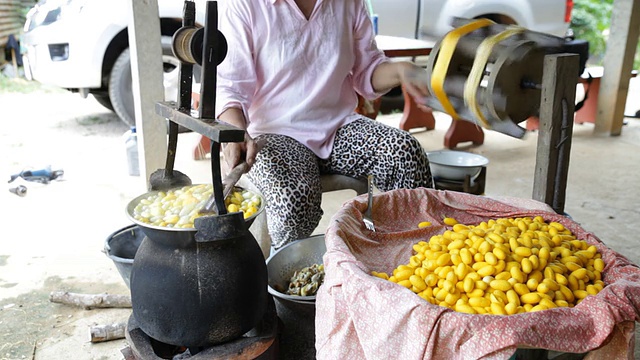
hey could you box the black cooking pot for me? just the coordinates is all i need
[126,192,268,347]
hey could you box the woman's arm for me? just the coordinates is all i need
[217,1,259,170]
[371,61,420,92]
[216,0,257,121]
[218,106,247,130]
[218,107,260,170]
[371,60,430,104]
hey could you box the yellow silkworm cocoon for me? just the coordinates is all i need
[520,292,542,305]
[443,217,458,226]
[380,216,607,315]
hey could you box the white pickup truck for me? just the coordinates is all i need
[21,0,573,126]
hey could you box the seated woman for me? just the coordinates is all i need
[216,0,433,250]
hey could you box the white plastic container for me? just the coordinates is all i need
[124,127,140,176]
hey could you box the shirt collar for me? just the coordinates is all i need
[269,0,324,5]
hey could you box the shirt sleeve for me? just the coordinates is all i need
[350,0,389,100]
[215,0,257,121]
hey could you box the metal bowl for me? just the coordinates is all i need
[426,150,489,181]
[125,184,264,244]
[266,235,326,302]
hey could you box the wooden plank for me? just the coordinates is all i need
[128,0,167,189]
[0,0,35,46]
[594,0,640,135]
[0,1,26,10]
[0,18,25,26]
[533,54,579,214]
[0,17,24,25]
[0,13,25,48]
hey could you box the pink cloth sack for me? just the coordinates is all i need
[315,188,640,360]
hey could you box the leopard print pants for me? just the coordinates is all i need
[248,117,433,249]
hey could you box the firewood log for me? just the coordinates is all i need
[90,322,127,343]
[49,291,131,309]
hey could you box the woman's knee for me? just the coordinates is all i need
[266,184,323,248]
[399,131,425,155]
[273,182,323,224]
[388,132,432,188]
[254,167,324,247]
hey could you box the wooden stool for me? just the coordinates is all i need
[394,91,482,149]
[356,96,382,119]
[194,136,211,160]
[575,67,637,125]
[398,85,436,132]
[444,120,485,149]
[320,174,368,195]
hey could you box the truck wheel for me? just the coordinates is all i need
[92,93,114,111]
[108,36,181,127]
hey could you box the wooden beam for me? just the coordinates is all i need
[594,0,640,135]
[533,54,579,215]
[128,0,167,189]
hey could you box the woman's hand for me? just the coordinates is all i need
[399,63,431,112]
[218,107,261,170]
[223,133,260,170]
[372,61,431,111]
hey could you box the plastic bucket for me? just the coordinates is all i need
[104,224,144,289]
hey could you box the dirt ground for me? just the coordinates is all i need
[1,76,640,359]
[1,82,139,360]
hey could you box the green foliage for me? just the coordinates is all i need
[0,73,63,94]
[571,0,640,69]
[19,1,38,17]
[570,0,612,60]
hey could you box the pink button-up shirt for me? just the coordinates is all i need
[216,0,388,159]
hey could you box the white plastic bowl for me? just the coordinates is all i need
[426,150,489,181]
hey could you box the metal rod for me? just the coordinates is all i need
[177,2,195,113]
[209,140,227,215]
[156,102,244,142]
[199,1,219,120]
[164,1,196,177]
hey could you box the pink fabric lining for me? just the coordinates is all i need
[316,188,639,359]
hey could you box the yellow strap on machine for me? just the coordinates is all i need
[430,18,494,121]
[463,26,525,128]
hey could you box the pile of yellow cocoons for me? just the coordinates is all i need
[371,216,606,315]
[132,184,261,228]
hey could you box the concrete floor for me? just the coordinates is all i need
[1,79,639,359]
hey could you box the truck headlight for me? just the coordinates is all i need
[24,0,87,32]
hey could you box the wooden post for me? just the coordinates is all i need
[594,0,640,136]
[533,54,579,214]
[128,0,168,188]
